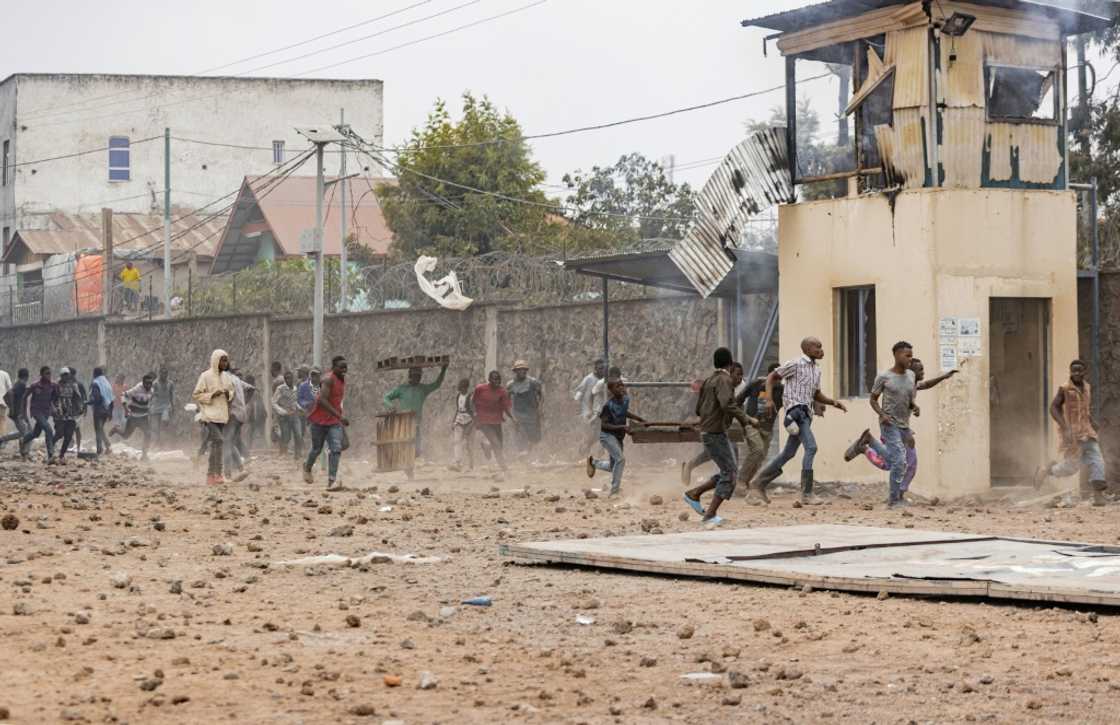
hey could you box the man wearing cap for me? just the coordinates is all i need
[384,362,447,460]
[507,360,543,455]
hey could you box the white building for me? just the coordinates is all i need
[0,73,384,276]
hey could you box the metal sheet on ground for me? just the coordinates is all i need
[499,524,1120,607]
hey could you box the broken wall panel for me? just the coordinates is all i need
[941,107,985,188]
[985,123,1064,185]
[875,108,928,189]
[885,26,929,109]
[981,31,1062,66]
[986,124,1015,181]
[940,1,1062,41]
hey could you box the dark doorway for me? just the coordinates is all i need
[989,298,1050,487]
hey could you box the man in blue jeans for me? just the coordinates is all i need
[20,366,59,463]
[683,347,758,525]
[586,377,646,496]
[751,337,848,505]
[304,356,348,490]
[867,341,918,508]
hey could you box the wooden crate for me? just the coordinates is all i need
[376,354,450,372]
[375,411,416,473]
[629,424,745,444]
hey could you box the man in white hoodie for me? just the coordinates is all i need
[192,349,235,485]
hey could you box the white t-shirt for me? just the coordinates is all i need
[0,370,11,413]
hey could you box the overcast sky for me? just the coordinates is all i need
[0,0,1104,192]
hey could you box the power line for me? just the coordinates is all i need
[238,0,483,77]
[293,0,550,77]
[374,72,831,153]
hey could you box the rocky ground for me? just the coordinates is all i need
[1,443,1119,725]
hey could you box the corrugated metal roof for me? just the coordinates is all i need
[670,128,792,298]
[1,211,226,264]
[743,0,1116,35]
[563,247,778,299]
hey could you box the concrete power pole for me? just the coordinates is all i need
[338,109,349,313]
[163,128,172,318]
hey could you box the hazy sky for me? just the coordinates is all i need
[0,0,1103,192]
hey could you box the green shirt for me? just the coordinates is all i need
[384,367,446,420]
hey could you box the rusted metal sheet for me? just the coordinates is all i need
[885,26,928,109]
[939,31,985,108]
[941,107,986,188]
[669,128,792,298]
[985,123,1062,184]
[875,107,927,188]
[982,31,1061,66]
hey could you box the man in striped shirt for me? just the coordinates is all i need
[751,337,847,505]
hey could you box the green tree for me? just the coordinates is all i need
[376,93,552,258]
[560,153,695,244]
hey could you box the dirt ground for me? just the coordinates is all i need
[2,441,1119,725]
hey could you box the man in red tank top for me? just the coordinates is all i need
[304,356,349,490]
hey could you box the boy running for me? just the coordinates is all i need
[683,347,757,525]
[586,377,646,496]
[1036,360,1108,506]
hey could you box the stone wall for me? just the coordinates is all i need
[0,297,724,464]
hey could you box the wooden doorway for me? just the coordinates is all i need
[989,298,1050,487]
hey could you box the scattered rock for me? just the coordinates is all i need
[728,671,750,689]
[584,490,599,500]
[383,675,402,687]
[640,656,657,667]
[575,597,600,611]
[642,696,657,710]
[649,495,663,506]
[639,519,662,533]
[439,606,457,620]
[169,580,182,595]
[979,674,994,685]
[722,694,742,706]
[2,514,20,531]
[876,590,889,601]
[110,572,131,589]
[611,620,633,635]
[349,704,377,717]
[345,614,361,628]
[677,624,695,640]
[328,525,354,538]
[418,671,438,690]
[12,603,28,616]
[406,610,431,623]
[74,612,91,625]
[752,618,770,632]
[212,543,233,556]
[171,695,190,705]
[678,512,690,522]
[139,678,162,692]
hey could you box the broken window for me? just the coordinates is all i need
[837,286,877,398]
[985,65,1057,123]
[853,37,894,174]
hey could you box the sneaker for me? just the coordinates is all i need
[1033,464,1049,490]
[844,429,873,462]
[303,467,314,485]
[749,480,771,505]
[586,456,595,479]
[608,488,620,498]
[232,471,250,483]
[206,473,223,486]
[800,493,825,506]
[703,515,725,528]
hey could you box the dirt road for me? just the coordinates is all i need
[1,449,1118,724]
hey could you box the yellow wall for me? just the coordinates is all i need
[776,188,1077,497]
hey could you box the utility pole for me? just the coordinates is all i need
[338,109,349,313]
[163,128,172,318]
[1076,36,1090,158]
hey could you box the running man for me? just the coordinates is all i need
[750,337,848,505]
[0,369,30,450]
[192,350,235,485]
[863,342,917,508]
[586,376,646,496]
[384,363,447,460]
[89,368,114,455]
[272,370,304,459]
[843,356,957,501]
[681,362,745,486]
[150,367,175,446]
[21,366,59,463]
[304,356,349,490]
[115,372,156,461]
[473,370,511,476]
[572,359,607,459]
[1037,360,1108,506]
[508,360,543,455]
[53,368,85,464]
[683,348,758,525]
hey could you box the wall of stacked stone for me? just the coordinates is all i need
[0,297,723,465]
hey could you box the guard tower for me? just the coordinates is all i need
[742,0,1115,495]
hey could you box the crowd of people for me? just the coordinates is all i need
[0,339,1105,514]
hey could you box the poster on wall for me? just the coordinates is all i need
[940,343,959,371]
[957,317,982,359]
[939,317,959,338]
[958,337,982,358]
[958,318,981,339]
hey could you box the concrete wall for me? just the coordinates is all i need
[778,188,1079,497]
[2,74,384,227]
[0,297,725,462]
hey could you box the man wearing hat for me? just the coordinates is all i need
[508,360,543,455]
[384,362,448,460]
